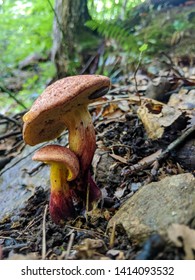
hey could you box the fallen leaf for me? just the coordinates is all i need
[168,89,195,110]
[114,187,126,199]
[74,238,107,259]
[118,100,130,112]
[167,223,195,260]
[102,103,118,116]
[137,99,182,139]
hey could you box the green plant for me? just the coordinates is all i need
[0,0,53,69]
[0,0,55,113]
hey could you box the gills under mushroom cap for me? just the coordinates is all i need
[23,75,110,146]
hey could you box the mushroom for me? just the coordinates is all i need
[32,144,79,224]
[23,75,110,173]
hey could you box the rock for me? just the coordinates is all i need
[145,77,171,102]
[108,173,195,243]
[0,136,68,222]
[0,143,50,222]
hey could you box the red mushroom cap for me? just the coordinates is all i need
[32,144,79,181]
[23,75,110,146]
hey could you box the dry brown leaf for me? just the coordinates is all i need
[102,103,118,116]
[167,223,195,260]
[74,238,107,259]
[137,99,182,139]
[114,187,126,199]
[168,89,195,110]
[118,100,130,112]
[104,109,124,119]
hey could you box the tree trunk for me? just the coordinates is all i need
[51,0,91,78]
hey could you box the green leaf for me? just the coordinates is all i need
[139,43,148,52]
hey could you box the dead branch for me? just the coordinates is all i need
[0,131,21,141]
[0,113,22,127]
[0,84,27,109]
[65,232,75,260]
[123,125,195,177]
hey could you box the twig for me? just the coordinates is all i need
[85,182,90,223]
[42,204,48,260]
[0,84,27,109]
[2,243,29,252]
[109,222,116,248]
[122,150,162,176]
[80,42,105,74]
[65,225,105,238]
[133,51,143,96]
[0,131,21,141]
[0,144,45,176]
[0,131,68,176]
[17,215,43,238]
[65,232,75,260]
[157,125,195,161]
[123,125,195,176]
[80,53,98,75]
[9,140,24,154]
[27,162,44,176]
[0,113,21,127]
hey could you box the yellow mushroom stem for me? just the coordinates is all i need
[45,161,76,224]
[63,105,96,174]
[50,162,69,191]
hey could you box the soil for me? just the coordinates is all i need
[0,109,191,260]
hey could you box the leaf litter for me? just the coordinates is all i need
[1,54,195,260]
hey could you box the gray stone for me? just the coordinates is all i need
[108,173,195,243]
[0,135,68,222]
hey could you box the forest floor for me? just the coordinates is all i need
[1,2,195,260]
[1,57,195,260]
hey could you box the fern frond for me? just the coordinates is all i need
[85,19,137,50]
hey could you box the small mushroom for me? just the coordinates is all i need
[32,144,79,224]
[23,75,110,173]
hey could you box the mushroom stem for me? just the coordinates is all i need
[62,105,102,209]
[87,170,102,207]
[32,145,80,224]
[64,105,96,174]
[49,162,75,224]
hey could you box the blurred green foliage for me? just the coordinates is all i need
[86,1,195,77]
[0,0,55,113]
[0,0,53,69]
[88,0,145,20]
[0,0,145,113]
